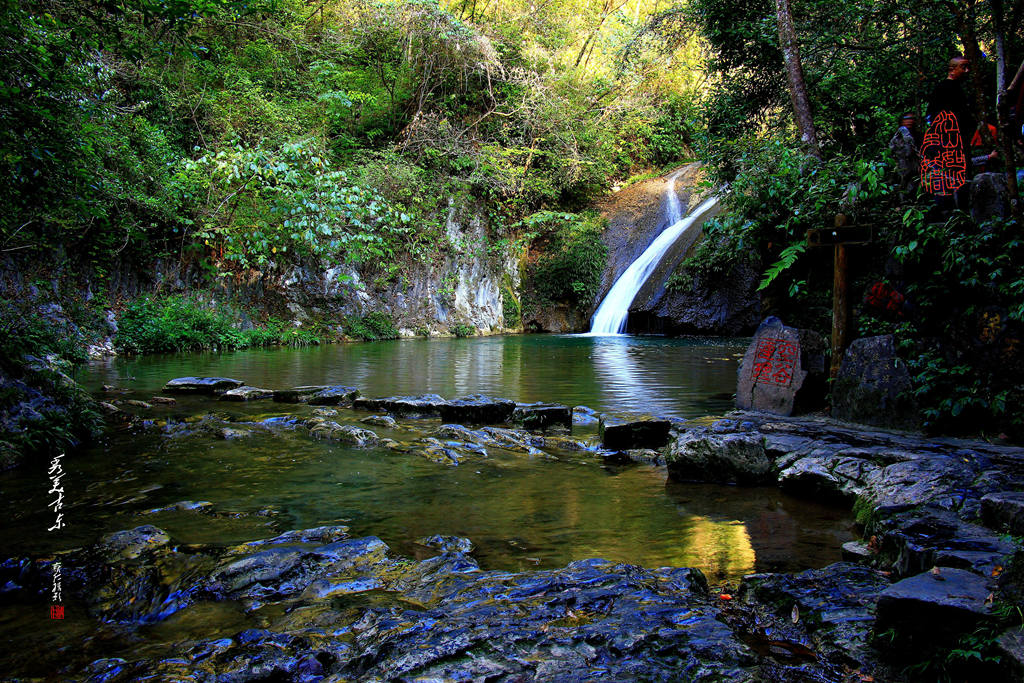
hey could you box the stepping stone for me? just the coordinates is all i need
[439,395,516,425]
[220,386,274,401]
[273,385,359,405]
[600,414,672,450]
[353,394,449,418]
[163,377,244,394]
[512,403,573,431]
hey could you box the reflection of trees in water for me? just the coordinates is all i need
[664,481,853,577]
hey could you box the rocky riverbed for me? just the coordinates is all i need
[3,378,1023,681]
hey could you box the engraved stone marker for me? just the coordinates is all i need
[736,317,811,416]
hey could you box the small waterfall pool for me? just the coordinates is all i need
[589,171,719,335]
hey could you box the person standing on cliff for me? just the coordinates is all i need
[920,56,974,205]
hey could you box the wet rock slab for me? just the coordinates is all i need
[981,491,1024,535]
[163,377,245,394]
[875,567,993,643]
[666,430,772,485]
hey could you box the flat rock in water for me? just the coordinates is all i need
[664,431,773,485]
[353,394,449,418]
[100,525,171,560]
[512,402,573,431]
[163,377,245,394]
[875,566,992,638]
[438,394,516,425]
[599,413,672,450]
[981,491,1024,535]
[735,317,826,416]
[220,386,274,401]
[273,385,359,405]
[308,385,360,406]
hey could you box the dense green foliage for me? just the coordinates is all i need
[1,0,703,279]
[116,295,322,353]
[663,0,1024,437]
[522,211,608,317]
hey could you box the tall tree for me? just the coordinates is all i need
[773,0,820,158]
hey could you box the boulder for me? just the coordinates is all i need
[511,402,573,431]
[438,394,516,425]
[220,386,274,401]
[735,317,826,416]
[163,377,244,394]
[353,394,449,418]
[831,335,918,430]
[665,431,772,485]
[970,172,1009,223]
[980,491,1024,535]
[599,414,672,450]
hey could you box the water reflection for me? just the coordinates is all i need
[80,335,744,418]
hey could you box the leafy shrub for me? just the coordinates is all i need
[116,295,321,354]
[882,212,1024,437]
[343,312,399,341]
[449,323,476,338]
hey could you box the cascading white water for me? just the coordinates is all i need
[588,172,720,335]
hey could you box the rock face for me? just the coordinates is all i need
[163,377,245,394]
[598,414,672,450]
[831,335,918,430]
[735,318,826,416]
[629,256,762,335]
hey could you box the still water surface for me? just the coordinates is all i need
[2,334,853,584]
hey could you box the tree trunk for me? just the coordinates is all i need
[774,0,821,158]
[990,0,1021,221]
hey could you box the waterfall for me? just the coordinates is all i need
[588,172,720,335]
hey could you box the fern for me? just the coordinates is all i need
[758,239,808,291]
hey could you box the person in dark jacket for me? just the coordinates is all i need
[921,56,973,203]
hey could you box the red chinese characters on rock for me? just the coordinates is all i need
[751,338,798,387]
[920,110,966,196]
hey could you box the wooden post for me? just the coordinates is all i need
[806,220,871,380]
[831,243,848,378]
